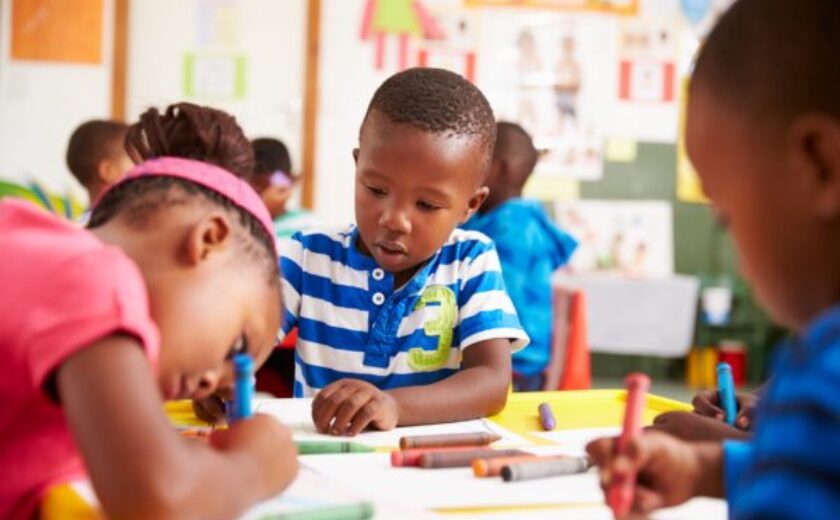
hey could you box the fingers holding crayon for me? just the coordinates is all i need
[586,431,713,518]
[312,379,399,436]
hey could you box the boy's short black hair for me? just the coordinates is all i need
[495,122,538,186]
[66,120,128,187]
[361,68,496,173]
[252,138,292,176]
[693,0,840,124]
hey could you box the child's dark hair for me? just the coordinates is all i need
[693,0,840,124]
[88,103,278,282]
[252,138,292,176]
[495,122,538,185]
[66,120,128,188]
[361,68,496,174]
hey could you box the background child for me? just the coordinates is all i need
[462,122,578,391]
[65,120,133,218]
[281,68,528,436]
[587,1,840,518]
[249,137,317,241]
[0,102,297,520]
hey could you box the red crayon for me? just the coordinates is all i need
[607,373,650,518]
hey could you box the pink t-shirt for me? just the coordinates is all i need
[0,200,160,520]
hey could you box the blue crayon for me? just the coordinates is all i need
[229,353,254,423]
[717,362,737,426]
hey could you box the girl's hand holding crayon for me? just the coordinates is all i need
[312,379,399,436]
[210,415,299,494]
[586,431,724,519]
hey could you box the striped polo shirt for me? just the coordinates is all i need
[724,304,840,520]
[278,225,529,397]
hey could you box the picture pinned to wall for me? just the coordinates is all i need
[478,12,616,180]
[360,0,446,71]
[415,4,479,82]
[463,0,639,17]
[11,0,104,64]
[196,0,242,48]
[183,53,247,100]
[555,200,674,278]
[617,19,676,103]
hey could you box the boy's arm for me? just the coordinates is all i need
[311,339,511,435]
[59,336,298,520]
[389,337,511,425]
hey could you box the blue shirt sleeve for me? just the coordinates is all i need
[727,332,840,520]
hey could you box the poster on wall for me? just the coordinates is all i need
[555,199,674,278]
[477,11,617,180]
[464,0,638,16]
[11,0,104,64]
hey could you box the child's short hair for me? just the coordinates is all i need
[693,0,840,123]
[495,121,538,180]
[252,138,292,176]
[361,68,497,174]
[66,120,128,188]
[88,103,277,281]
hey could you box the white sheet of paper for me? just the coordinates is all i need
[299,427,727,519]
[240,467,435,519]
[255,398,530,448]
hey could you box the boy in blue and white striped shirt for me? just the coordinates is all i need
[280,68,529,436]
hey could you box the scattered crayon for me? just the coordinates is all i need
[418,448,528,469]
[538,402,556,431]
[501,456,592,482]
[399,432,501,450]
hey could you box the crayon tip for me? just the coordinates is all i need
[472,459,490,477]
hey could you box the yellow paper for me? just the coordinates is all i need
[677,78,708,203]
[604,137,638,163]
[523,176,580,201]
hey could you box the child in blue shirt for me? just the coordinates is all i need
[280,68,529,436]
[463,122,577,391]
[587,1,840,519]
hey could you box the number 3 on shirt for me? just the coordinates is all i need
[408,286,456,371]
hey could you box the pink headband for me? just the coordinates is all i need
[97,157,276,254]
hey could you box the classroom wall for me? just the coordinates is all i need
[0,0,115,198]
[0,0,306,203]
[127,0,306,162]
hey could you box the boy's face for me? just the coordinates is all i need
[354,113,488,284]
[686,88,827,329]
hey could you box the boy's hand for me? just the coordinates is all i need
[586,431,722,518]
[311,379,399,436]
[692,390,757,430]
[192,392,228,425]
[210,415,299,495]
[651,411,751,441]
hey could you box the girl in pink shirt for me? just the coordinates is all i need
[0,103,297,520]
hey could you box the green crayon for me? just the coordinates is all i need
[295,440,376,455]
[259,501,375,520]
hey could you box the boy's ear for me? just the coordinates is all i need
[97,159,118,184]
[183,213,232,266]
[790,114,840,219]
[461,186,490,224]
[352,148,360,165]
